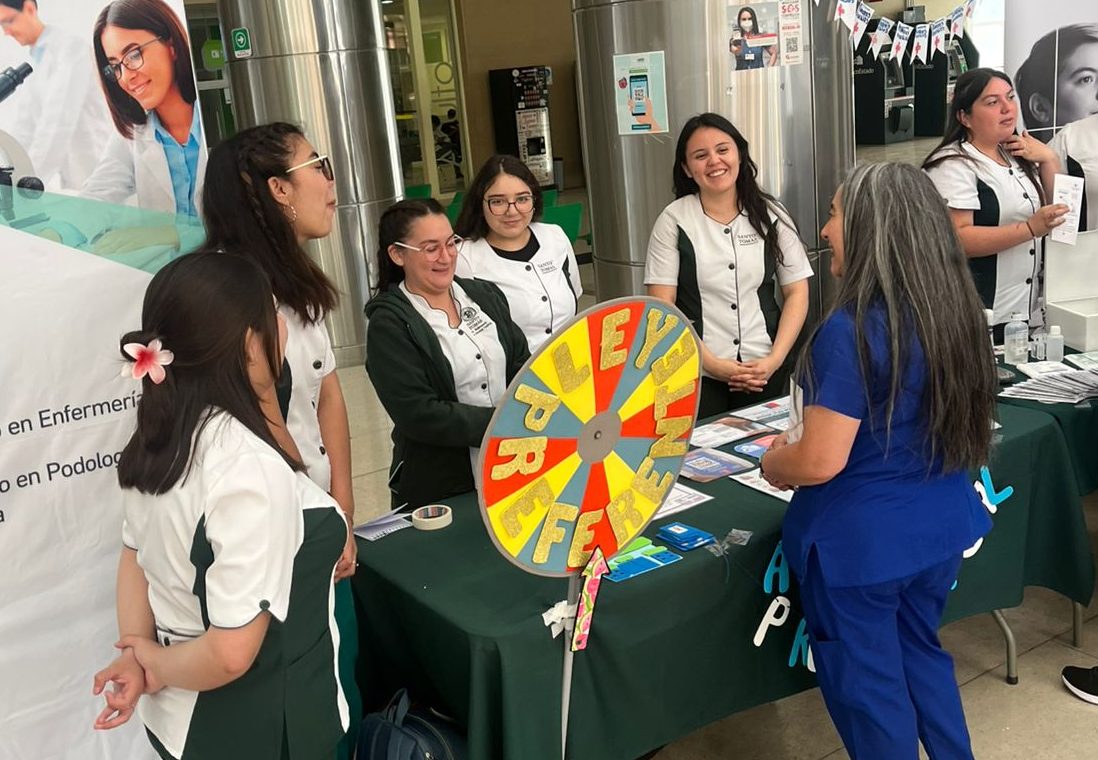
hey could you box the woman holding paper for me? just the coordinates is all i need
[729,6,777,70]
[645,112,812,419]
[366,198,530,509]
[923,68,1069,339]
[760,163,996,760]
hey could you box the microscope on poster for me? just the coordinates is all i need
[0,63,44,222]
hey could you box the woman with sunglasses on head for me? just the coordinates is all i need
[79,0,205,255]
[923,68,1069,340]
[646,113,812,419]
[92,252,349,760]
[453,154,582,352]
[197,122,361,758]
[366,199,530,509]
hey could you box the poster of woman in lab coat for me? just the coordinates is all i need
[0,0,205,258]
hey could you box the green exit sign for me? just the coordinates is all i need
[230,27,252,59]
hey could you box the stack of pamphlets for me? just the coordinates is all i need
[999,369,1098,404]
[1065,352,1098,371]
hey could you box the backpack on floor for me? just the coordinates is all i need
[356,688,467,760]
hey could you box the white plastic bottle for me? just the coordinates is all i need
[1046,325,1065,363]
[1003,313,1029,365]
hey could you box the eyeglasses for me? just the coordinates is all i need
[485,194,534,216]
[393,235,464,261]
[286,155,335,182]
[102,37,165,81]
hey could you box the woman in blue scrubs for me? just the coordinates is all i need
[761,163,997,760]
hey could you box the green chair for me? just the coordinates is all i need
[446,199,462,224]
[541,188,558,207]
[404,183,432,199]
[541,202,583,243]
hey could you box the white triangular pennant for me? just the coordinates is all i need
[892,21,914,61]
[949,6,966,39]
[931,18,949,57]
[871,18,894,59]
[912,23,930,64]
[835,0,857,30]
[852,2,875,49]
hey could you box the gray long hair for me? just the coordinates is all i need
[799,162,996,472]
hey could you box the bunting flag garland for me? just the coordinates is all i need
[853,0,977,61]
[892,21,914,61]
[851,2,875,49]
[871,18,894,59]
[931,18,949,57]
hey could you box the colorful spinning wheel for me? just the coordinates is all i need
[478,297,702,576]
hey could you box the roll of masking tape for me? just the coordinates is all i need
[412,504,452,531]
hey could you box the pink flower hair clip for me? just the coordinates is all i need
[121,339,175,384]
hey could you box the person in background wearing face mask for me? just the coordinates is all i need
[365,199,530,510]
[923,68,1068,340]
[729,6,777,70]
[0,0,112,190]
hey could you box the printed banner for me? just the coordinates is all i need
[835,0,856,31]
[0,1,203,757]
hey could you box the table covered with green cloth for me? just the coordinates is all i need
[997,397,1098,496]
[350,403,1094,760]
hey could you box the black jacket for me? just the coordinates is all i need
[364,278,530,508]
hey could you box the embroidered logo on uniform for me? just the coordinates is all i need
[461,307,478,322]
[536,260,558,275]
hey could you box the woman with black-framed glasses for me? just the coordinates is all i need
[80,0,205,256]
[366,198,530,509]
[454,154,583,351]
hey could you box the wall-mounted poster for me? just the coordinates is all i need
[727,0,805,72]
[614,50,669,135]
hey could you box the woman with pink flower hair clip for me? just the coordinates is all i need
[92,251,349,760]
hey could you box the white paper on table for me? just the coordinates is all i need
[731,470,795,503]
[655,483,715,519]
[689,417,771,447]
[733,396,791,422]
[1051,174,1085,245]
[1065,352,1098,371]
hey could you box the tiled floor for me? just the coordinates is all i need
[340,339,1098,757]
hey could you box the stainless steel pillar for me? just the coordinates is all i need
[216,0,402,366]
[572,0,854,324]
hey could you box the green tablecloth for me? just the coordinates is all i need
[351,403,1094,760]
[998,397,1098,496]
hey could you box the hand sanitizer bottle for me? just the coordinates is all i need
[1004,313,1029,365]
[1046,325,1065,363]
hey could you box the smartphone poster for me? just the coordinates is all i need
[727,0,805,72]
[614,50,669,136]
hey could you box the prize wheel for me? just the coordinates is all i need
[477,297,702,577]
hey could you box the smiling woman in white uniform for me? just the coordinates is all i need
[365,199,530,509]
[454,154,581,352]
[646,112,812,419]
[923,69,1069,339]
[81,0,205,255]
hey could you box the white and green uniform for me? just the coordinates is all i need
[122,413,349,760]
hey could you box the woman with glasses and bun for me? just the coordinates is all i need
[197,122,362,759]
[92,251,349,760]
[366,199,530,509]
[79,0,205,255]
[453,154,582,352]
